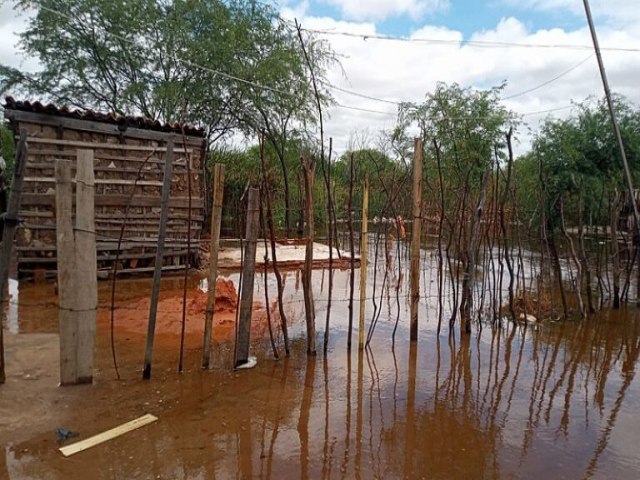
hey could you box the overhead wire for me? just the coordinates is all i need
[501,54,595,100]
[35,4,582,124]
[302,27,640,53]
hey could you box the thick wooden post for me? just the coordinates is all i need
[301,156,317,355]
[358,179,369,350]
[74,150,97,382]
[56,159,77,385]
[235,187,260,367]
[143,140,174,380]
[0,130,27,384]
[410,139,423,342]
[202,163,225,369]
[56,150,97,385]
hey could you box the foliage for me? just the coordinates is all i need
[0,0,334,144]
[0,123,15,187]
[515,96,640,228]
[393,82,517,231]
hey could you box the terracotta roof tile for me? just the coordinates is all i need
[3,96,206,137]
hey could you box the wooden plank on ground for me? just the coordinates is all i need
[59,413,158,457]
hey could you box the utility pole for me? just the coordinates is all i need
[583,0,640,306]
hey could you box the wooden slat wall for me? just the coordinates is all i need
[6,110,206,276]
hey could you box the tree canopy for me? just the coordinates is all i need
[0,0,334,143]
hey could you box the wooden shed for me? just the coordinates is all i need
[3,97,208,278]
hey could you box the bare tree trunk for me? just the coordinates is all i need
[577,181,596,314]
[560,197,586,319]
[347,153,356,351]
[259,134,290,355]
[611,191,622,309]
[460,163,491,334]
[301,155,317,355]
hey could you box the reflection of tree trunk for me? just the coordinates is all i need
[322,357,331,479]
[239,403,253,479]
[340,351,352,478]
[584,323,640,477]
[403,343,417,479]
[356,349,364,478]
[298,357,316,479]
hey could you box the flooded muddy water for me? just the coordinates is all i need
[2,247,640,479]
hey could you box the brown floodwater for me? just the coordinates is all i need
[2,253,640,479]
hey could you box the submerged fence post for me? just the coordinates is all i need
[358,178,369,350]
[143,140,174,380]
[410,138,423,342]
[0,130,27,384]
[56,150,97,385]
[235,187,260,367]
[202,163,225,369]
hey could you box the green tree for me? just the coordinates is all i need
[517,96,640,229]
[0,0,334,143]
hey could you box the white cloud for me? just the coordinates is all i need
[2,2,639,159]
[501,0,640,27]
[285,12,640,157]
[319,0,450,22]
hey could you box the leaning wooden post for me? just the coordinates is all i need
[410,138,423,342]
[0,130,27,384]
[358,178,369,350]
[235,187,260,367]
[143,140,174,380]
[301,156,317,355]
[202,163,225,369]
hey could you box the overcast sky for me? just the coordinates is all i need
[1,0,639,156]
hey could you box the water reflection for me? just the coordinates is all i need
[5,312,640,479]
[4,237,640,479]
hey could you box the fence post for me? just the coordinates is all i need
[0,130,27,384]
[74,150,97,382]
[202,163,225,369]
[410,138,423,342]
[56,150,97,385]
[235,187,260,366]
[358,178,369,350]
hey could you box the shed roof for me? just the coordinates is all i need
[3,96,206,138]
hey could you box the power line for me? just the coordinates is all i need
[303,27,640,53]
[35,4,579,124]
[502,54,594,100]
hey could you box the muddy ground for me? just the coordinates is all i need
[2,252,640,479]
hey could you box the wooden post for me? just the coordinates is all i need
[0,130,27,384]
[56,150,97,385]
[410,138,423,342]
[358,178,369,350]
[301,156,317,355]
[56,159,77,385]
[202,163,225,369]
[74,150,97,382]
[143,140,174,380]
[235,187,260,367]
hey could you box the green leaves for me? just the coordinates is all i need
[1,0,334,144]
